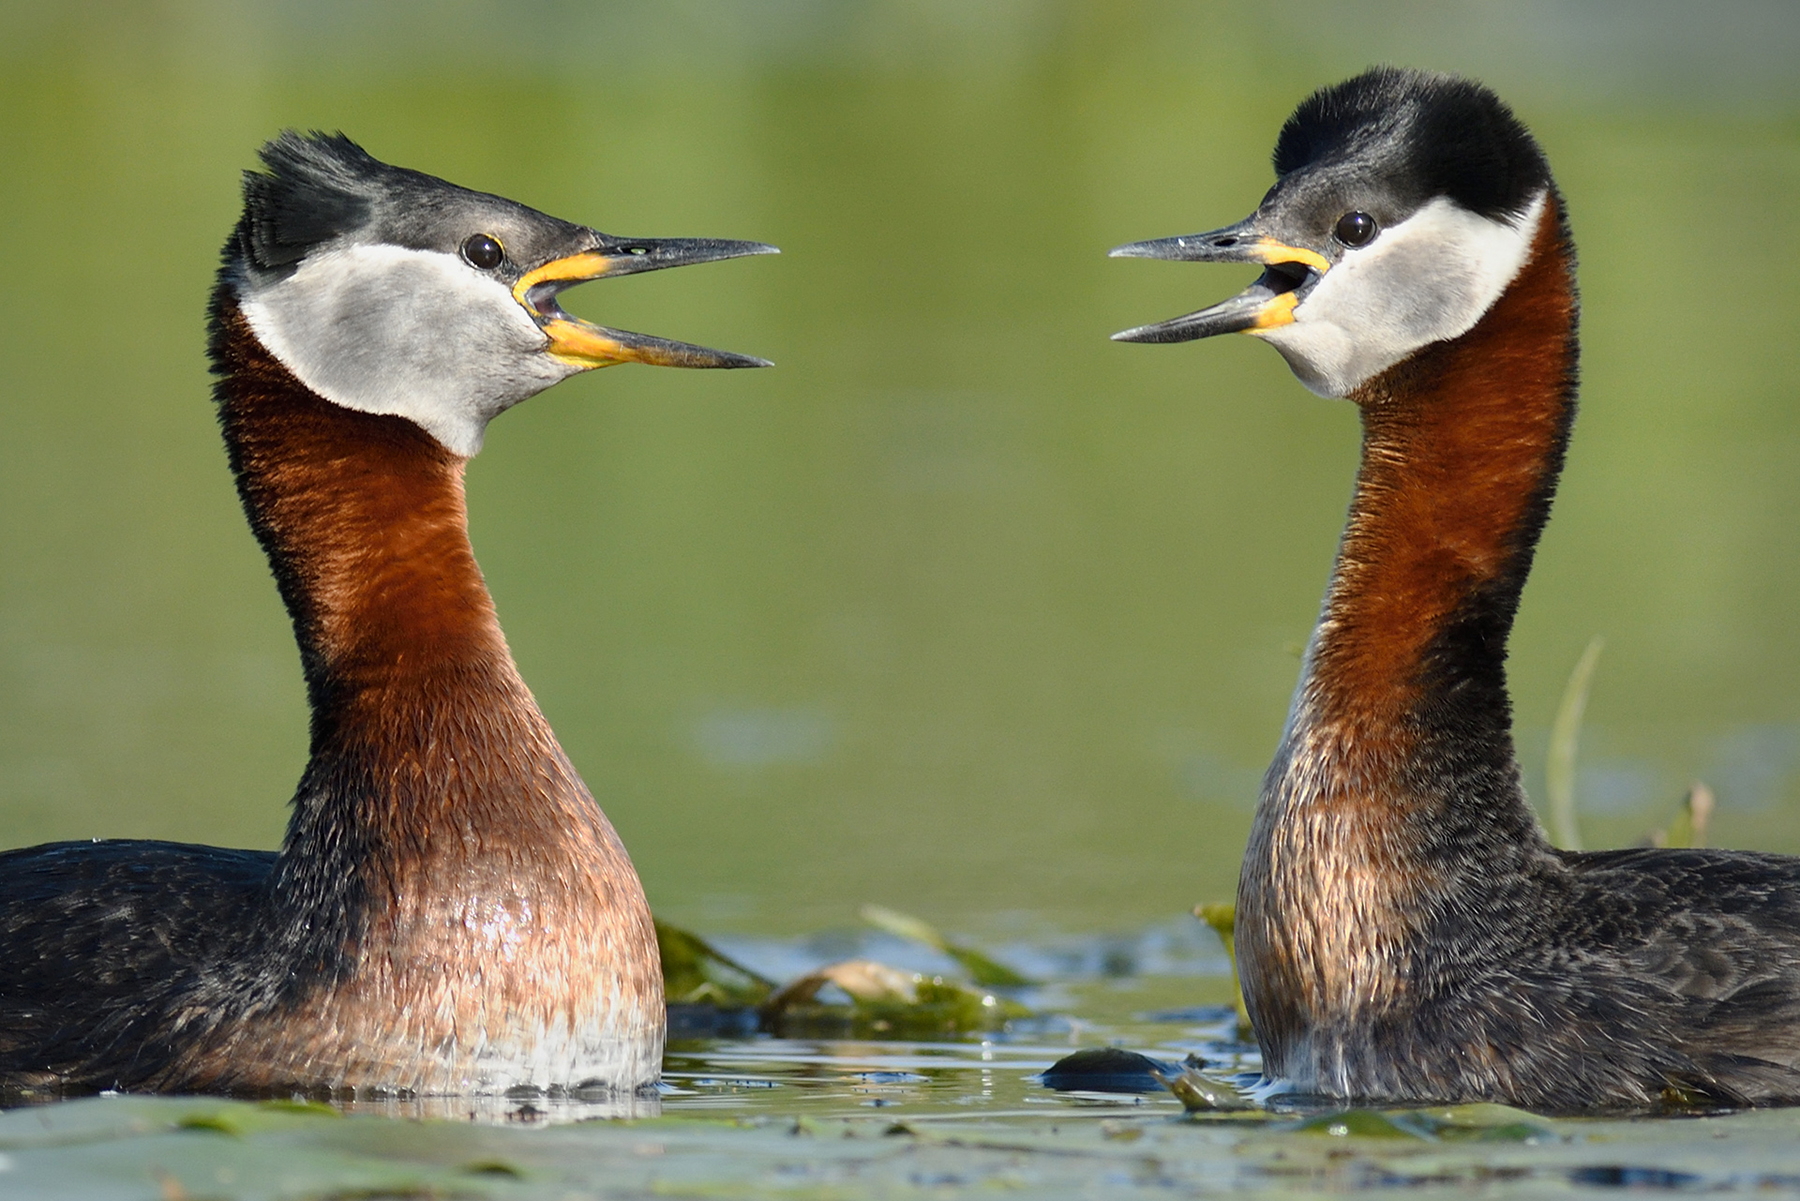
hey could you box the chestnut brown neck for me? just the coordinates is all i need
[211,299,530,733]
[207,296,613,948]
[1299,197,1578,789]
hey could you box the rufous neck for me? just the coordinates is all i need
[204,291,651,1017]
[1301,198,1578,751]
[210,299,512,715]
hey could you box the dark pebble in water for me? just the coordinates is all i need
[1039,1047,1180,1094]
[1568,1166,1701,1189]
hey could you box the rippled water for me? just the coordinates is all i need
[658,923,1243,1120]
[11,929,1800,1198]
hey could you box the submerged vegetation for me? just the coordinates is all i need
[659,907,1032,1039]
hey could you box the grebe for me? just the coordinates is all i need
[1114,68,1800,1110]
[0,133,774,1098]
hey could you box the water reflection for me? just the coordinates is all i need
[335,1089,663,1125]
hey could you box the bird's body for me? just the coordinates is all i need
[0,134,772,1097]
[1115,69,1800,1109]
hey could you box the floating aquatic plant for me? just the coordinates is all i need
[656,912,1031,1038]
[1152,1062,1257,1112]
[759,958,1028,1037]
[655,920,777,1008]
[859,903,1035,987]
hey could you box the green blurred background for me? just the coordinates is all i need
[0,1,1796,936]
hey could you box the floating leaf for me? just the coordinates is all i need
[759,959,1027,1037]
[1406,1103,1557,1142]
[1152,1067,1256,1112]
[461,1159,524,1176]
[656,919,776,1007]
[1292,1109,1427,1139]
[859,904,1034,987]
[253,1099,341,1118]
[657,913,1032,1039]
[174,1111,242,1136]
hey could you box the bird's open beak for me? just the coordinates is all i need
[1109,215,1329,343]
[514,237,778,369]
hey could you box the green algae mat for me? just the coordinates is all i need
[12,1090,1800,1199]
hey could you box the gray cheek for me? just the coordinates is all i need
[307,260,561,426]
[1275,247,1489,396]
[1345,241,1485,356]
[255,253,578,455]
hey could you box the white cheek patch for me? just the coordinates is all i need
[1258,190,1547,398]
[239,244,579,456]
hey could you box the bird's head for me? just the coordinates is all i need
[1111,68,1554,398]
[223,132,776,455]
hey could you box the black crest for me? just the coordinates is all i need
[1273,68,1549,220]
[235,132,388,271]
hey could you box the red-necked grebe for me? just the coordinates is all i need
[0,133,775,1098]
[1114,68,1800,1109]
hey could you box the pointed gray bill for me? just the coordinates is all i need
[516,237,780,368]
[1109,217,1329,343]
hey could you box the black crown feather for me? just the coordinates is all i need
[1274,67,1549,220]
[237,132,384,270]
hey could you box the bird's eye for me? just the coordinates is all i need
[1334,211,1378,248]
[461,233,505,270]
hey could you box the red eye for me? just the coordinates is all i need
[1334,211,1377,248]
[461,233,504,270]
